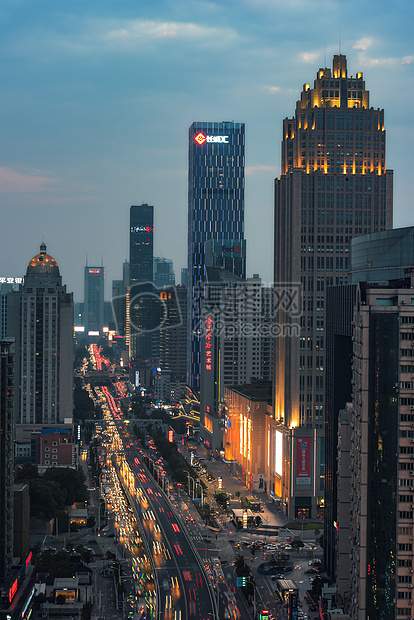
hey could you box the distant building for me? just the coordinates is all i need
[84,265,104,334]
[129,205,154,358]
[7,243,73,426]
[112,259,130,336]
[153,257,175,288]
[35,427,77,470]
[181,268,188,287]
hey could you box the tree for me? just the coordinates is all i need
[29,479,66,520]
[15,462,39,482]
[44,467,88,505]
[55,594,66,606]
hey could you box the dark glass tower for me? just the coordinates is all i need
[130,204,154,285]
[129,204,154,358]
[272,55,393,519]
[84,265,104,333]
[188,121,246,389]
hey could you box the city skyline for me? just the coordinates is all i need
[1,0,414,299]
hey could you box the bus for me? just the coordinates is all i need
[246,496,261,512]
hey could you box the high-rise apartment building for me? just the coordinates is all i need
[129,205,154,358]
[324,227,414,597]
[325,226,414,581]
[272,54,393,518]
[344,277,414,619]
[7,243,73,426]
[188,121,246,389]
[0,339,14,582]
[84,265,104,334]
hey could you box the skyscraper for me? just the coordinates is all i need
[7,243,73,426]
[84,265,104,334]
[130,204,154,285]
[129,204,154,358]
[272,54,393,519]
[188,121,246,389]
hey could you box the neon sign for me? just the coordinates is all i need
[205,316,213,370]
[0,277,23,284]
[194,132,229,145]
[130,226,153,233]
[9,578,18,602]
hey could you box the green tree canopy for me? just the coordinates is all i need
[44,467,88,505]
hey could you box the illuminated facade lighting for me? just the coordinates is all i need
[273,54,393,520]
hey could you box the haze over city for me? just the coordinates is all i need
[1,0,414,297]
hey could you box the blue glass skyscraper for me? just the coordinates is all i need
[188,121,246,389]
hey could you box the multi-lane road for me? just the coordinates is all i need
[96,382,219,620]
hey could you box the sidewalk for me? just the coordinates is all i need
[178,442,290,529]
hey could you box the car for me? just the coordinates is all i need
[305,567,319,574]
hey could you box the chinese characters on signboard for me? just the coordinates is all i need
[296,437,311,485]
[205,316,213,370]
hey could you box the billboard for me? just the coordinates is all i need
[275,430,283,477]
[296,437,311,485]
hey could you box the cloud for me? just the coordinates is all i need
[299,52,320,64]
[0,168,57,193]
[402,56,414,65]
[353,38,372,51]
[246,165,277,176]
[24,18,239,55]
[266,85,280,94]
[104,20,236,43]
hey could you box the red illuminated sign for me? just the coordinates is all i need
[296,437,311,485]
[194,132,207,145]
[168,430,174,443]
[89,269,100,274]
[9,578,18,602]
[205,316,213,370]
[25,551,32,567]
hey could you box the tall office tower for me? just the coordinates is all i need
[325,227,414,589]
[153,257,175,288]
[130,204,154,284]
[129,205,154,358]
[0,340,14,582]
[0,282,22,339]
[200,271,273,451]
[7,243,73,425]
[188,121,246,389]
[273,54,393,519]
[84,265,104,334]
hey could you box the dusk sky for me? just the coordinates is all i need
[2,0,414,300]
